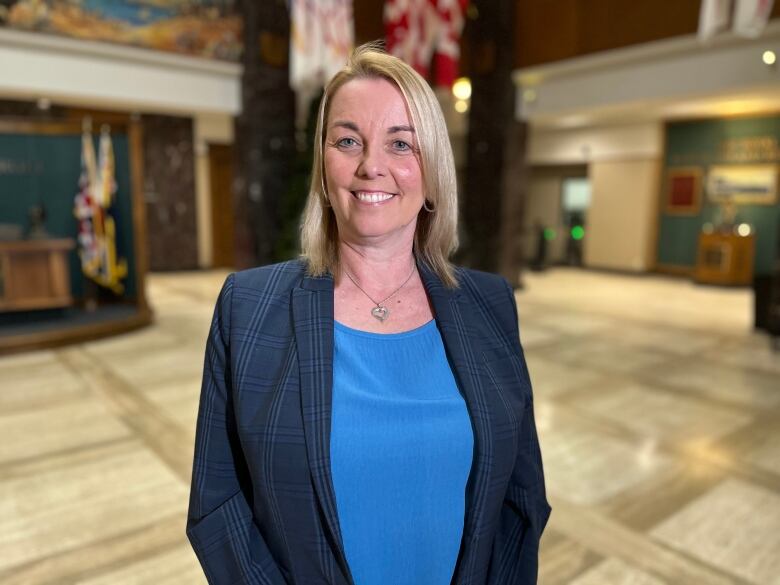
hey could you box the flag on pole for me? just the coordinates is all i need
[733,0,775,37]
[384,0,468,88]
[290,0,354,124]
[698,0,733,41]
[73,126,128,295]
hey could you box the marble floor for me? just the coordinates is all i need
[0,267,778,584]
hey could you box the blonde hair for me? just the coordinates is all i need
[300,42,459,287]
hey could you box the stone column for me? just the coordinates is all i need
[462,0,527,286]
[233,0,296,269]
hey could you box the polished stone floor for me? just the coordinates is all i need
[0,267,777,584]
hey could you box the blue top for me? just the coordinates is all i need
[330,320,474,585]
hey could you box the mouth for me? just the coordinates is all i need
[351,191,396,204]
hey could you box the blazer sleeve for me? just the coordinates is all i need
[488,279,552,584]
[187,274,288,585]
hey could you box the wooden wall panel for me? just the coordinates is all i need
[353,1,780,72]
[515,0,701,68]
[515,0,581,67]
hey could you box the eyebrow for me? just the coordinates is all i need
[330,121,416,134]
[388,125,415,134]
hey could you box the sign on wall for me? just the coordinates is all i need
[706,164,779,205]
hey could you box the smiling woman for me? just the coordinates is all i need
[323,78,425,258]
[187,43,550,585]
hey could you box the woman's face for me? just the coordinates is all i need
[323,77,425,249]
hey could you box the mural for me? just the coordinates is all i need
[0,0,241,61]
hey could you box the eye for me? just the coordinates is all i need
[335,137,359,149]
[391,139,412,152]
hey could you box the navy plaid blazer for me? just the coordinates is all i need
[187,259,550,584]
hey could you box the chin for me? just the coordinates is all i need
[346,218,417,241]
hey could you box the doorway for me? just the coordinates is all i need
[208,143,235,268]
[561,176,591,266]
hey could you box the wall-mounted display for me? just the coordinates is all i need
[706,164,778,205]
[665,167,703,215]
[658,115,780,276]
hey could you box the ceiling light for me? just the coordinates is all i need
[763,50,776,65]
[452,78,471,101]
[454,99,469,114]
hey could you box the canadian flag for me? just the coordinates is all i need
[384,0,468,88]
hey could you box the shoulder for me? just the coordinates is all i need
[231,259,308,296]
[214,260,307,341]
[216,259,307,320]
[451,266,520,350]
[454,266,513,305]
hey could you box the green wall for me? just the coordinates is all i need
[658,115,780,274]
[0,132,136,298]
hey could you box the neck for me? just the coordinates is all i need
[337,239,416,292]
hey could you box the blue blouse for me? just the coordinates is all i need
[330,319,474,585]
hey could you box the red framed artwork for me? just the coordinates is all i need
[665,167,703,215]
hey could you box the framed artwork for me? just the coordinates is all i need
[0,1,240,61]
[706,164,778,205]
[665,167,703,215]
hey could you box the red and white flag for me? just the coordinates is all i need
[698,0,733,41]
[733,0,774,37]
[290,0,353,122]
[384,0,468,88]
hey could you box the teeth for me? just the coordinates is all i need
[355,191,394,203]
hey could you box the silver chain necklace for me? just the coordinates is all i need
[343,264,416,322]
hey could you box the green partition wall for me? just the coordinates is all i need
[0,131,137,299]
[658,115,780,275]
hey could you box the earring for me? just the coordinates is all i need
[423,199,435,212]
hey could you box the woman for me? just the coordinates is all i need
[187,44,550,585]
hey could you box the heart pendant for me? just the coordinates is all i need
[371,306,389,322]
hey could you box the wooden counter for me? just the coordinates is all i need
[694,232,755,286]
[0,239,76,311]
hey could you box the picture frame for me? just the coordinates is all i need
[665,167,703,215]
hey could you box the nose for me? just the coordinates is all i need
[356,144,386,179]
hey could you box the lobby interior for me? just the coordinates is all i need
[1,1,780,584]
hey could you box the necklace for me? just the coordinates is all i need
[343,263,416,322]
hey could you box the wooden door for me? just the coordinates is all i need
[208,143,235,268]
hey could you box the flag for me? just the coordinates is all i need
[733,0,774,37]
[290,0,353,124]
[384,0,468,88]
[698,0,733,41]
[73,127,128,295]
[74,132,100,278]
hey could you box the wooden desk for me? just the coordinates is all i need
[694,232,755,286]
[0,239,76,311]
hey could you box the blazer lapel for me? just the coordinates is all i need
[291,273,353,584]
[419,262,496,582]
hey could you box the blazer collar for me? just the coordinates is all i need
[293,261,495,585]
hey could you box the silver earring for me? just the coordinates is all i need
[423,199,435,213]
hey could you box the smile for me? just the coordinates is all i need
[352,191,395,203]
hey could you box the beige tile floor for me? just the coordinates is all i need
[0,267,778,584]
